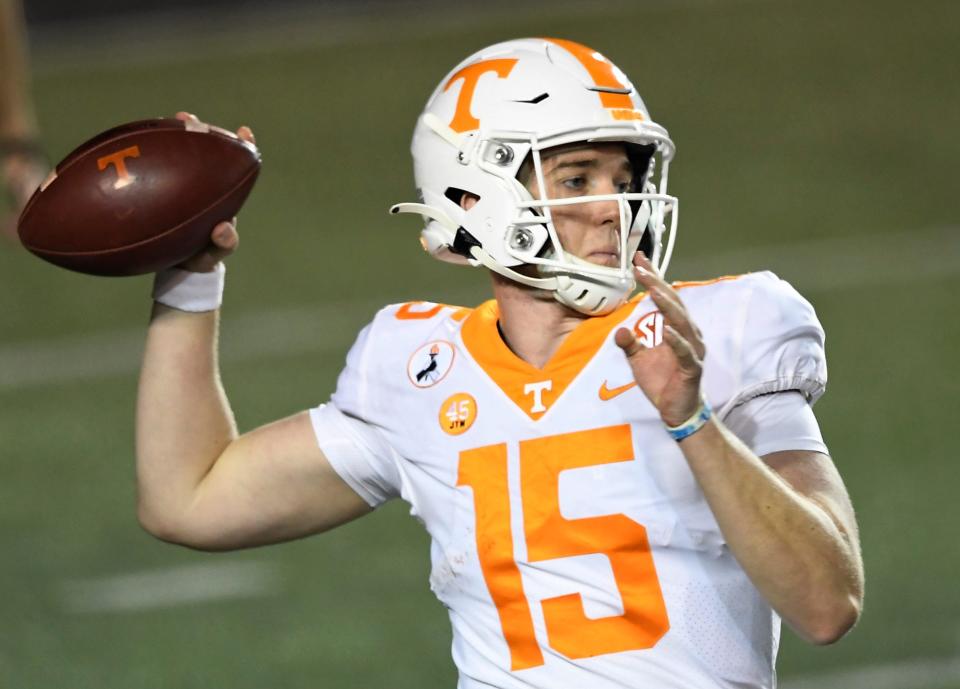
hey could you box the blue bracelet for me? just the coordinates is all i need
[665,396,713,441]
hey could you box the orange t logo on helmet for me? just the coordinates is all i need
[444,59,519,133]
[546,38,644,121]
[443,41,643,134]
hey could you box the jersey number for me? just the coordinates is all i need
[457,424,669,670]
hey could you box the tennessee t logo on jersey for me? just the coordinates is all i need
[523,380,553,414]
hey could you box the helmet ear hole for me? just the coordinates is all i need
[444,187,480,208]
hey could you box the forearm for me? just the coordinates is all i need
[0,0,37,138]
[680,419,862,643]
[135,303,237,532]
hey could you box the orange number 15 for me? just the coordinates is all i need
[457,425,669,671]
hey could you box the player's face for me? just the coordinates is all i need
[526,143,633,268]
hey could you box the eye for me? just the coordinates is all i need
[561,176,586,191]
[615,179,633,193]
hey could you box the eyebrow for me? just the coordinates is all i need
[547,158,633,175]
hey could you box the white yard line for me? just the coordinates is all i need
[1,226,958,392]
[674,225,960,291]
[60,561,281,613]
[780,655,960,689]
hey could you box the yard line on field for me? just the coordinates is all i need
[780,655,960,689]
[0,297,377,392]
[60,561,281,613]
[1,226,958,392]
[673,225,960,292]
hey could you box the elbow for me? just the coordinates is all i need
[137,503,229,552]
[137,502,175,541]
[800,593,863,646]
[137,503,191,546]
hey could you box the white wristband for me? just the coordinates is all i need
[152,263,225,312]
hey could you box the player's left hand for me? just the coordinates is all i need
[614,252,705,427]
[1,148,49,240]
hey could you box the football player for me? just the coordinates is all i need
[0,0,47,239]
[137,38,864,689]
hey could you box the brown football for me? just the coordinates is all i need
[17,117,261,276]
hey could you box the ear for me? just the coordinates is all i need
[460,193,480,211]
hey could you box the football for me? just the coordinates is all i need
[16,117,261,276]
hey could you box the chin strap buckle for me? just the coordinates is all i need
[451,227,482,259]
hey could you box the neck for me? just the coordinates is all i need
[491,272,588,369]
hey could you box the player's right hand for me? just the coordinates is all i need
[173,111,254,273]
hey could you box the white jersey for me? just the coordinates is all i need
[310,271,828,689]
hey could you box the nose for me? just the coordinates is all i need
[585,195,621,229]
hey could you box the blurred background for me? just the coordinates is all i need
[1,0,958,687]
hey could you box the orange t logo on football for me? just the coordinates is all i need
[444,58,519,133]
[97,145,141,189]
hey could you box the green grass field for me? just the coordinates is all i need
[2,1,959,687]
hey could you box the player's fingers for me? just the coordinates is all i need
[614,326,657,362]
[632,251,667,288]
[633,252,706,357]
[237,126,256,145]
[664,325,702,376]
[614,327,643,357]
[175,111,199,123]
[177,221,237,272]
[210,220,238,252]
[647,284,706,359]
[648,285,689,331]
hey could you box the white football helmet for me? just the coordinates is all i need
[391,38,678,316]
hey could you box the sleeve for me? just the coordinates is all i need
[721,272,827,416]
[308,319,402,508]
[723,390,830,457]
[309,404,401,507]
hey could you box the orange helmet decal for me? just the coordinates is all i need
[444,58,519,133]
[545,38,643,120]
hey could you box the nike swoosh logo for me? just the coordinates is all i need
[598,381,637,401]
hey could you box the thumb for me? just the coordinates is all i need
[614,327,644,358]
[178,220,238,272]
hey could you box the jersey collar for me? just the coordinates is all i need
[459,296,643,420]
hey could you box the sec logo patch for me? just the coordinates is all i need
[440,393,477,435]
[407,340,456,388]
[633,310,664,348]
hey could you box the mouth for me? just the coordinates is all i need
[586,250,620,267]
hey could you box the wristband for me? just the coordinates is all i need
[665,395,713,442]
[152,263,225,312]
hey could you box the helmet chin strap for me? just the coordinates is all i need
[477,245,631,316]
[468,245,558,290]
[389,203,634,316]
[540,252,636,316]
